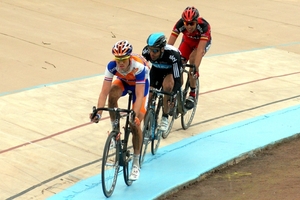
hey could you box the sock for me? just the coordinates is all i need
[133,154,140,167]
[189,88,196,97]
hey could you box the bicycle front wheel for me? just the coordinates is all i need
[181,78,199,129]
[151,98,163,155]
[101,131,120,198]
[140,109,154,167]
[123,149,133,186]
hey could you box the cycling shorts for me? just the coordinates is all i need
[112,78,149,114]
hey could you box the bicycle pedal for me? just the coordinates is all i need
[127,156,133,162]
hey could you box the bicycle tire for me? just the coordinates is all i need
[181,78,200,129]
[101,131,120,198]
[151,99,163,155]
[162,97,177,139]
[140,109,154,167]
[123,148,133,186]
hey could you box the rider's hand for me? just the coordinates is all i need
[193,71,199,79]
[90,113,101,123]
[133,117,140,126]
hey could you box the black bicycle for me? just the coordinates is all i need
[91,91,135,198]
[140,64,199,166]
[139,88,174,167]
[161,63,199,139]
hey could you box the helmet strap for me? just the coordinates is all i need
[159,47,164,59]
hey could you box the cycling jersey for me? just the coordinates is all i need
[104,54,150,114]
[105,54,150,86]
[170,17,212,60]
[142,44,182,93]
[171,17,211,41]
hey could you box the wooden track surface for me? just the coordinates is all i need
[1,0,300,199]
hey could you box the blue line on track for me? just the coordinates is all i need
[47,104,300,200]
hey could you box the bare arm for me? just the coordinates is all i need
[133,83,145,119]
[167,34,177,46]
[97,80,112,115]
[194,40,207,71]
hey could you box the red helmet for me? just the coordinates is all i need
[112,40,133,57]
[181,6,199,22]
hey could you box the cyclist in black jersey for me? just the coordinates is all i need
[142,32,182,132]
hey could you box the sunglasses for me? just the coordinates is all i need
[184,21,196,26]
[115,55,130,61]
[148,47,160,53]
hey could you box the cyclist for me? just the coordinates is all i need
[142,32,182,132]
[168,6,212,109]
[90,40,150,181]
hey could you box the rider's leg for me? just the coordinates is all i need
[129,95,147,181]
[162,74,174,115]
[108,83,123,128]
[159,74,174,131]
[131,94,148,157]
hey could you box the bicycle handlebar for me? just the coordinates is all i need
[150,88,175,97]
[91,106,136,121]
[183,63,196,72]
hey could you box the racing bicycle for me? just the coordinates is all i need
[139,88,175,167]
[161,63,199,139]
[91,91,135,198]
[140,64,199,166]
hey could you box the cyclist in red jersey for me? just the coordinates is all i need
[168,6,211,109]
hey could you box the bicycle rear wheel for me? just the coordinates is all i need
[181,78,199,129]
[101,131,120,198]
[140,109,154,167]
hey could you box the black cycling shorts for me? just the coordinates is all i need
[149,66,173,89]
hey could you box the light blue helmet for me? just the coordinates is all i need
[147,32,166,48]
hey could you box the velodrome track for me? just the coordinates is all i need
[1,0,300,199]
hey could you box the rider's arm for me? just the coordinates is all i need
[133,83,144,119]
[96,64,114,115]
[172,51,183,93]
[167,34,177,46]
[173,75,181,94]
[168,20,181,45]
[194,40,207,71]
[131,58,148,121]
[194,19,211,71]
[97,80,112,116]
